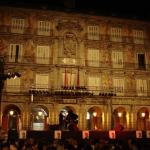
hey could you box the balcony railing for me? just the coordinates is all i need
[2,84,150,99]
[3,55,150,71]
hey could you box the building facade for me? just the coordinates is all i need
[0,6,150,132]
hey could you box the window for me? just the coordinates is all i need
[37,21,50,36]
[36,74,49,89]
[9,44,22,63]
[88,48,100,67]
[62,70,75,87]
[136,79,147,96]
[137,53,145,69]
[11,18,25,34]
[111,51,123,68]
[36,46,50,64]
[110,27,122,42]
[6,78,20,92]
[88,25,99,40]
[133,30,144,44]
[113,78,124,96]
[88,75,101,95]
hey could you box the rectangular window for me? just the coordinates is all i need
[88,25,99,40]
[62,71,75,87]
[110,27,122,42]
[113,78,124,96]
[112,51,123,68]
[6,78,20,92]
[88,75,101,95]
[36,74,49,89]
[11,18,25,34]
[137,53,145,69]
[36,46,50,64]
[133,30,144,44]
[37,21,50,36]
[88,48,100,67]
[9,44,22,63]
[136,79,147,96]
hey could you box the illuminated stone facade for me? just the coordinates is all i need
[0,6,150,131]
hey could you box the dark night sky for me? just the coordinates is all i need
[0,0,150,21]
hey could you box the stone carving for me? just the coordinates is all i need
[24,40,35,62]
[22,69,34,89]
[0,39,7,56]
[101,72,112,91]
[56,20,83,32]
[63,33,77,57]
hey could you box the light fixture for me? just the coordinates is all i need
[9,110,14,116]
[118,112,122,117]
[38,111,43,116]
[93,112,97,117]
[141,112,145,118]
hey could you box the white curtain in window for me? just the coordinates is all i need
[36,46,50,64]
[9,44,22,62]
[38,21,50,36]
[112,51,123,68]
[110,27,122,42]
[113,78,124,96]
[36,74,49,89]
[88,76,101,94]
[88,26,99,40]
[88,48,100,67]
[11,18,24,33]
[133,30,144,44]
[6,78,20,92]
[136,79,147,96]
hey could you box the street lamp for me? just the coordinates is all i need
[9,110,14,116]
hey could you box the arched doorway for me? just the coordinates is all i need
[2,105,21,131]
[59,106,78,131]
[113,107,126,131]
[86,107,102,130]
[137,107,149,130]
[30,105,49,131]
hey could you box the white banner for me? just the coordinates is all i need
[136,130,142,138]
[82,130,89,139]
[109,130,116,139]
[19,130,26,139]
[146,130,150,138]
[54,130,62,139]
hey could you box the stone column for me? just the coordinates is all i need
[78,104,86,130]
[107,98,112,130]
[129,105,133,129]
[102,105,107,130]
[132,105,137,130]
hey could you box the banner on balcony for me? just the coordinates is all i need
[136,130,142,138]
[146,130,150,138]
[109,130,116,139]
[19,130,26,139]
[82,130,89,139]
[54,130,62,139]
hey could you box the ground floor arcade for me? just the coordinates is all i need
[1,98,150,132]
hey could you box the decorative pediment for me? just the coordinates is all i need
[56,20,83,32]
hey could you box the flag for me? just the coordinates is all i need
[64,68,68,86]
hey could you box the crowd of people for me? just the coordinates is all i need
[0,133,150,150]
[0,127,150,150]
